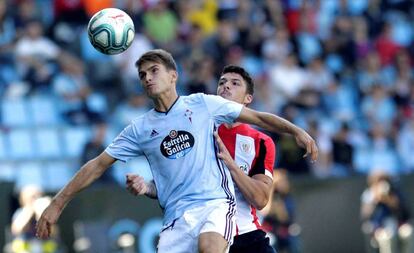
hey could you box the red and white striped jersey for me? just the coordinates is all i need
[218,123,276,235]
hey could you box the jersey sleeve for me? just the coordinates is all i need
[249,137,276,179]
[105,124,142,162]
[201,94,243,125]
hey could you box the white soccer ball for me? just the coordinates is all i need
[87,8,135,55]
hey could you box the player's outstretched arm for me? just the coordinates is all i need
[36,152,116,239]
[126,174,157,199]
[214,132,273,210]
[237,107,318,162]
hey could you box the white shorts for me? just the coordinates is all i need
[157,199,237,253]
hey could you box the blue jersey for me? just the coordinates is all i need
[105,93,243,224]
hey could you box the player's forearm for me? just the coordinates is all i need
[227,163,270,210]
[52,159,108,209]
[238,108,301,136]
[256,112,301,136]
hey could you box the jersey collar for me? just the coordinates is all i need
[154,96,180,115]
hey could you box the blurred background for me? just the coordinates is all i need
[0,0,413,252]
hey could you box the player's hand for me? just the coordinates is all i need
[214,132,237,169]
[294,128,318,162]
[35,201,62,239]
[126,174,148,196]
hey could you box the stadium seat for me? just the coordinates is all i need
[8,129,34,160]
[29,95,60,126]
[0,130,6,160]
[1,98,30,127]
[0,163,15,182]
[62,126,91,158]
[104,125,118,146]
[86,92,108,114]
[43,161,75,191]
[34,128,62,159]
[73,220,111,253]
[15,162,44,190]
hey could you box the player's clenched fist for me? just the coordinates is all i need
[126,174,148,196]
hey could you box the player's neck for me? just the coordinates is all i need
[153,90,179,113]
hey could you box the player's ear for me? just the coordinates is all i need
[244,94,253,105]
[170,70,178,84]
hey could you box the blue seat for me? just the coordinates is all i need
[0,163,15,182]
[0,130,6,160]
[34,128,62,159]
[29,95,60,126]
[8,129,34,160]
[104,126,119,146]
[1,98,30,127]
[62,126,91,158]
[15,162,44,190]
[44,161,75,191]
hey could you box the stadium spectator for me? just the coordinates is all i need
[52,52,103,125]
[11,185,61,253]
[332,122,355,176]
[262,169,300,253]
[14,19,61,93]
[361,170,413,253]
[112,91,149,131]
[142,0,178,50]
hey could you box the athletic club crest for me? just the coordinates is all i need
[240,141,252,153]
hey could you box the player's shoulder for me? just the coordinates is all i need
[127,111,153,134]
[245,124,275,143]
[185,93,229,103]
[183,93,215,101]
[130,110,151,124]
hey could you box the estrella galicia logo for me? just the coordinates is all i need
[160,130,195,159]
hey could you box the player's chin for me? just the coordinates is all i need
[219,93,231,99]
[145,90,159,98]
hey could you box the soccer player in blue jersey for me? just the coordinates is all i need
[36,49,317,253]
[127,65,278,253]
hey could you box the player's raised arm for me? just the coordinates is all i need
[237,106,319,162]
[36,152,116,239]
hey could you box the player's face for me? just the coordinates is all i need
[217,72,252,105]
[138,62,177,98]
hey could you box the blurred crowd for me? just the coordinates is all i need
[1,0,414,180]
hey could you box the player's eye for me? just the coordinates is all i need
[218,79,226,85]
[152,68,158,74]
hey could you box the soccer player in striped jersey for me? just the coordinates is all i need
[37,49,317,253]
[215,65,276,253]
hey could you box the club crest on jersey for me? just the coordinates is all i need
[161,130,195,159]
[184,109,193,123]
[240,141,252,153]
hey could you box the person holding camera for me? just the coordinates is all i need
[360,170,413,253]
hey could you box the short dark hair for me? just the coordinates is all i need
[221,65,254,95]
[135,49,177,71]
